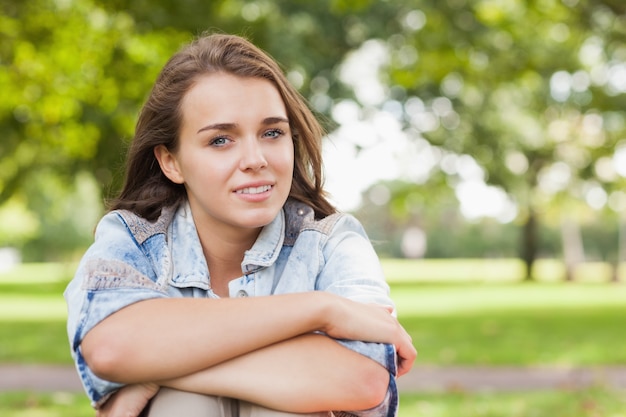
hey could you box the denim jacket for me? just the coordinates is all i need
[64,198,398,416]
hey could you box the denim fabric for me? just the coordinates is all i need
[64,199,398,416]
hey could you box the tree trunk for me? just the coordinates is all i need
[521,210,538,281]
[561,217,585,282]
[612,215,626,283]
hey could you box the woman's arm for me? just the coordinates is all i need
[82,291,412,383]
[162,333,390,413]
[96,333,392,417]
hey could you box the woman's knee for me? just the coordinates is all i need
[238,400,333,417]
[146,391,332,417]
[145,388,236,417]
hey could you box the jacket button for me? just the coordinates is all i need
[237,290,248,297]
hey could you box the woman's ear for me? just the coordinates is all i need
[154,145,184,184]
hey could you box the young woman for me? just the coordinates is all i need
[64,33,416,417]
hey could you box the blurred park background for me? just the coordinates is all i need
[1,0,626,416]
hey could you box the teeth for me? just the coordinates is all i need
[236,185,272,194]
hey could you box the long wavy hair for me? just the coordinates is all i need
[109,32,336,221]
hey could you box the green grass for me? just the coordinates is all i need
[1,261,626,365]
[398,387,626,417]
[0,264,72,363]
[0,263,77,285]
[390,282,626,365]
[1,388,624,417]
[0,263,72,321]
[0,392,93,417]
[1,261,625,416]
[0,322,70,363]
[400,307,626,365]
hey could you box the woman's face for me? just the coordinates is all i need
[156,73,294,235]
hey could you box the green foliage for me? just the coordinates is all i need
[0,198,39,246]
[357,184,619,260]
[0,0,189,259]
[20,172,103,261]
[369,0,626,275]
[0,0,392,259]
[1,0,626,264]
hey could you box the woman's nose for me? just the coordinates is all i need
[239,138,268,171]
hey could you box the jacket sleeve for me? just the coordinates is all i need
[64,212,170,408]
[315,214,400,417]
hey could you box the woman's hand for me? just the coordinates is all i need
[380,304,417,377]
[320,295,417,376]
[96,383,159,417]
[395,326,417,376]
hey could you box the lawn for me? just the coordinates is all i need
[2,260,625,366]
[1,260,625,416]
[2,387,625,417]
[399,388,626,417]
[0,392,93,417]
[0,263,75,363]
[391,282,626,365]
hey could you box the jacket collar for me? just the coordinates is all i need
[169,200,285,287]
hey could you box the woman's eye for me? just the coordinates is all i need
[209,136,230,147]
[264,129,283,139]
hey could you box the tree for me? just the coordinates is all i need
[0,0,399,258]
[0,0,188,257]
[2,0,625,268]
[372,0,626,279]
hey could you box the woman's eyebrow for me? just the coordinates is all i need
[196,117,289,134]
[262,116,289,125]
[197,122,237,134]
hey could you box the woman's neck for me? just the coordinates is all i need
[194,220,261,298]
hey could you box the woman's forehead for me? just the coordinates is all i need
[180,73,288,129]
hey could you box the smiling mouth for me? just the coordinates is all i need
[235,185,273,195]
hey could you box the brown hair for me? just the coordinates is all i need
[109,32,336,220]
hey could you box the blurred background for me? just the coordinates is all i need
[1,0,626,416]
[2,0,626,280]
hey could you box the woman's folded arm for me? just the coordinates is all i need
[81,291,411,384]
[161,333,390,413]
